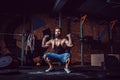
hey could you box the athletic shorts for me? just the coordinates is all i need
[44,52,70,63]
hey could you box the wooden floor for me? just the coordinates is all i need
[0,65,120,80]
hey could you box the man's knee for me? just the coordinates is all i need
[64,53,71,58]
[43,54,49,61]
[43,53,50,59]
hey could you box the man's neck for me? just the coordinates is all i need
[55,37,61,40]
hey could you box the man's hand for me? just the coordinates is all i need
[43,35,49,38]
[66,34,71,38]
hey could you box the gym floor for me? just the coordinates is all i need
[0,65,120,80]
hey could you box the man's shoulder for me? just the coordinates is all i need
[49,39,54,42]
[62,38,67,40]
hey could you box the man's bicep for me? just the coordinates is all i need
[64,39,73,47]
[64,39,69,45]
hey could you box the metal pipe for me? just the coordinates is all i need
[80,15,84,65]
[58,12,62,28]
[21,16,25,66]
[109,28,113,53]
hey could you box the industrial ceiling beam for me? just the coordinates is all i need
[53,0,69,12]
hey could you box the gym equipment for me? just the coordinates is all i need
[0,55,19,69]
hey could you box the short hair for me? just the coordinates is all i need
[55,27,62,32]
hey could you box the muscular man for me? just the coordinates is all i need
[42,27,73,73]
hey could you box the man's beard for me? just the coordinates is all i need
[55,34,61,38]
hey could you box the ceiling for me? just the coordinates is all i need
[79,0,120,20]
[0,0,120,20]
[0,0,55,15]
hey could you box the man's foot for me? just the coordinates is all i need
[64,68,71,73]
[45,68,55,72]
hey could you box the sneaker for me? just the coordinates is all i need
[64,68,71,73]
[45,68,55,72]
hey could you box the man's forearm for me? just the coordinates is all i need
[42,37,46,47]
[68,37,73,46]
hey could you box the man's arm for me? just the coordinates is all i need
[65,34,73,47]
[42,35,51,48]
